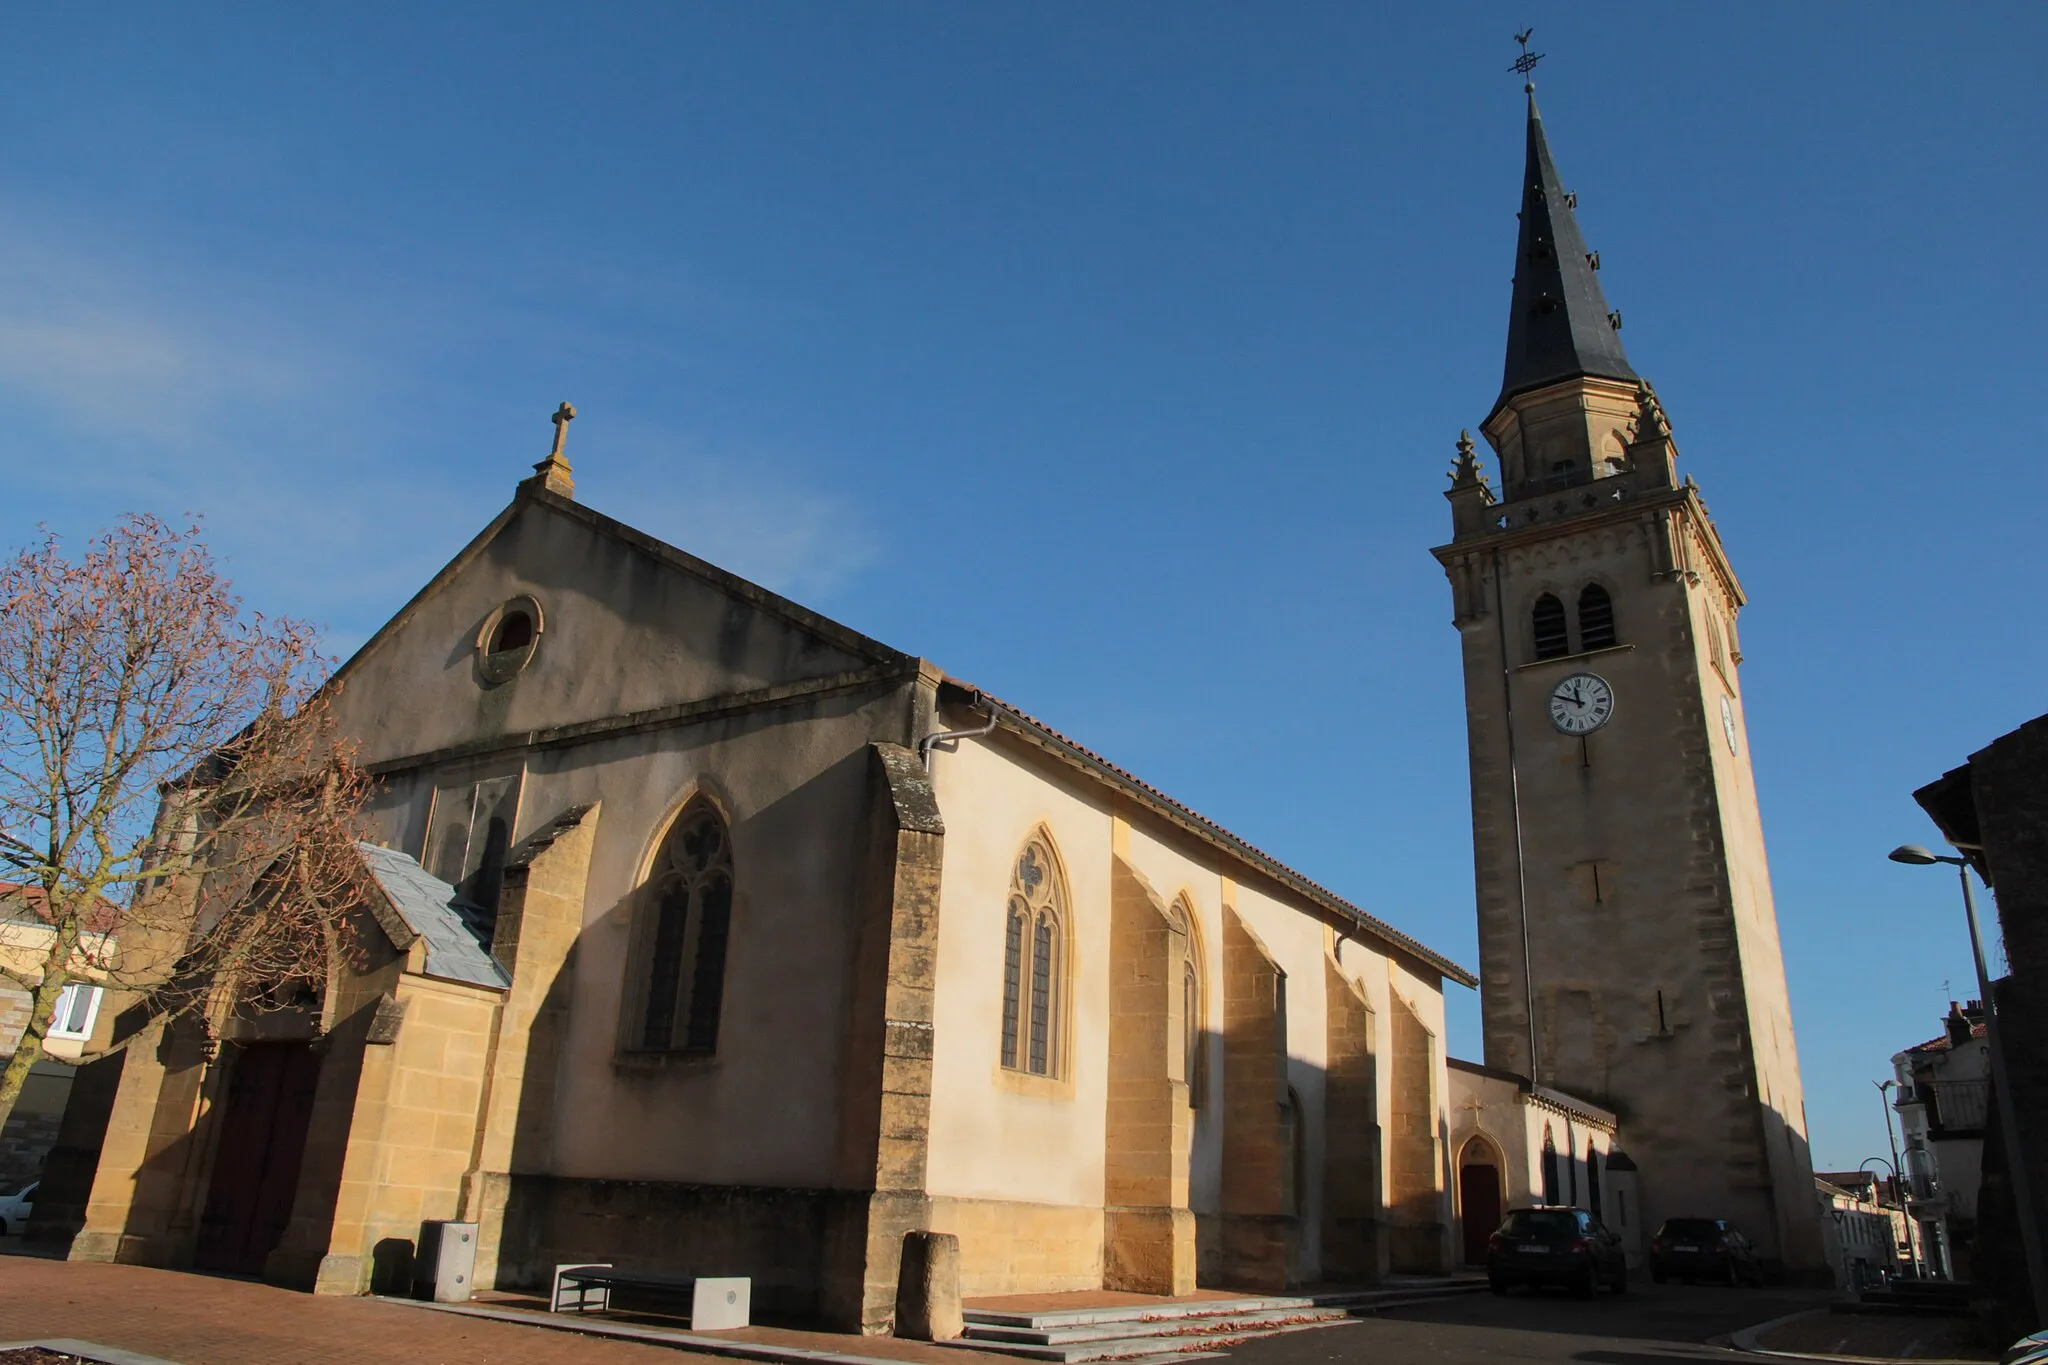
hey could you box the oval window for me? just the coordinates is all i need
[476,595,544,685]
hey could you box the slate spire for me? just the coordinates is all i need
[1496,92,1636,413]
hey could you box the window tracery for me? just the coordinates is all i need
[636,798,734,1054]
[1001,835,1067,1078]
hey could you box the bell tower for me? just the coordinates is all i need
[1430,87,1824,1274]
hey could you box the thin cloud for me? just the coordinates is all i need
[0,210,325,452]
[593,423,880,606]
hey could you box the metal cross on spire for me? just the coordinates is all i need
[1510,28,1544,93]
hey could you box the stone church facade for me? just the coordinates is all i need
[1431,91,1825,1276]
[56,443,1471,1328]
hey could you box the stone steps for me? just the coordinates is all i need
[948,1282,1486,1362]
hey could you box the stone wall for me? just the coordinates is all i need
[1101,851,1194,1294]
[1321,959,1383,1283]
[1219,905,1295,1289]
[928,1195,1105,1297]
[304,973,500,1295]
[1387,988,1444,1273]
[0,1060,71,1191]
[488,1172,845,1320]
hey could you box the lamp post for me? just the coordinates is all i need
[1889,844,2048,1318]
[1871,1088,1923,1278]
[1861,1156,1913,1282]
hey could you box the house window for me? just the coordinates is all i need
[1000,834,1067,1078]
[1587,1141,1603,1220]
[1533,594,1569,660]
[1541,1130,1561,1205]
[48,983,102,1040]
[636,798,735,1054]
[1578,584,1617,651]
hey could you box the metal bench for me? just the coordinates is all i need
[549,1264,751,1329]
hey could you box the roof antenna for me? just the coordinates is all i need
[1510,28,1544,94]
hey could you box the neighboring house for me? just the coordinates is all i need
[1915,713,2048,1338]
[1816,1169,1922,1279]
[1,888,116,1190]
[1814,1174,1902,1289]
[1891,1002,1991,1281]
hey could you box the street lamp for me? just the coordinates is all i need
[1870,1088,1923,1278]
[1888,843,2048,1316]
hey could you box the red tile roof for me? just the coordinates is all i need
[0,881,122,935]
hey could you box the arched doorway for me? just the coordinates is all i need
[195,1040,322,1275]
[1458,1136,1505,1266]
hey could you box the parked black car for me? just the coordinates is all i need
[1649,1217,1764,1285]
[1487,1206,1629,1296]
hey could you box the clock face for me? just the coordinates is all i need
[1721,694,1739,754]
[1548,673,1614,735]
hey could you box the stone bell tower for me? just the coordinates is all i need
[1429,88,1824,1275]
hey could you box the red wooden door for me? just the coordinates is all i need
[1461,1163,1503,1265]
[195,1041,321,1275]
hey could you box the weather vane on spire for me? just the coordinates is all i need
[1510,28,1544,93]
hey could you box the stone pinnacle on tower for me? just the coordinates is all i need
[1493,55,1636,421]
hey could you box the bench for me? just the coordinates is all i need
[550,1264,751,1329]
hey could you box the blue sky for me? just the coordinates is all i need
[5,4,2043,1173]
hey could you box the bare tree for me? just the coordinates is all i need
[0,515,371,1127]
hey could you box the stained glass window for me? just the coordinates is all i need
[1002,834,1066,1078]
[1001,906,1024,1068]
[637,799,735,1053]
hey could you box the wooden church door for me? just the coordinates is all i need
[195,1041,322,1275]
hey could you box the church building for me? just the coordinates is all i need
[59,404,1475,1328]
[43,76,1832,1318]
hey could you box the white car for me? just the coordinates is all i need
[0,1179,35,1235]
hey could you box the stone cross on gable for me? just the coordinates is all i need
[527,400,578,499]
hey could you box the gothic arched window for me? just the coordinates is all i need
[1532,593,1569,660]
[637,798,735,1054]
[1540,1130,1561,1206]
[1171,897,1207,1107]
[1001,834,1068,1077]
[1578,584,1617,651]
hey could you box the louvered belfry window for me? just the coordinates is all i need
[1000,836,1066,1077]
[1532,593,1570,660]
[639,799,735,1053]
[1578,583,1617,651]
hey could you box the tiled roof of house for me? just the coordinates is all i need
[0,881,123,935]
[962,683,1478,987]
[356,844,509,990]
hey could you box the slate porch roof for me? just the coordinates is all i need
[357,842,509,990]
